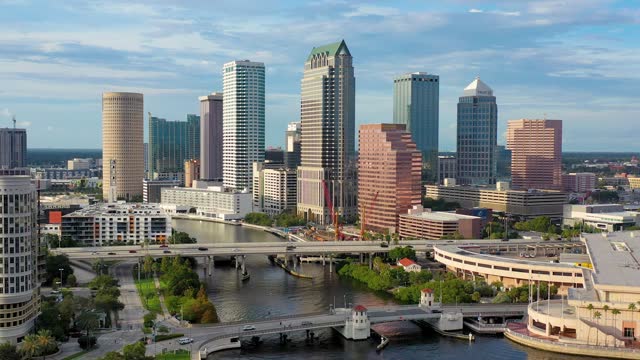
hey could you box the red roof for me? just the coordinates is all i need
[421,288,433,294]
[398,258,417,267]
[354,305,368,312]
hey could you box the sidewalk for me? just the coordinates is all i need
[154,273,181,327]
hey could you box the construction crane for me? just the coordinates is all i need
[321,179,342,240]
[360,191,379,239]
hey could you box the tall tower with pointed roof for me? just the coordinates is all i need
[297,40,357,225]
[456,77,498,185]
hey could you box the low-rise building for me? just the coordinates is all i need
[252,162,296,217]
[425,183,567,219]
[35,168,101,180]
[629,176,640,190]
[184,159,200,188]
[143,179,181,203]
[397,258,422,272]
[67,158,94,170]
[563,204,640,232]
[161,181,252,220]
[61,202,171,246]
[398,205,482,240]
[562,173,596,192]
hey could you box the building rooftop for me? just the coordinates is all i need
[582,232,640,288]
[307,40,350,61]
[463,77,493,97]
[398,258,418,267]
[403,210,480,222]
[63,202,167,217]
[436,245,579,268]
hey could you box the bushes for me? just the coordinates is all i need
[244,212,272,226]
[143,313,155,328]
[78,336,96,350]
[155,333,184,342]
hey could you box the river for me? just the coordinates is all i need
[173,219,604,360]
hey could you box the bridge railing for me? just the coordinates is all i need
[200,320,346,344]
[191,311,330,328]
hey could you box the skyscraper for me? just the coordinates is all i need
[393,72,439,182]
[148,115,198,178]
[297,40,357,224]
[284,121,301,169]
[507,119,562,190]
[199,92,223,181]
[358,124,422,233]
[102,92,144,201]
[0,127,27,169]
[456,77,497,185]
[186,114,200,161]
[0,174,40,344]
[222,60,265,191]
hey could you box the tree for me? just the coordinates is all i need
[122,341,149,360]
[593,311,602,345]
[45,254,74,285]
[67,274,78,287]
[76,312,100,336]
[0,342,20,360]
[143,256,154,277]
[587,303,594,344]
[78,335,97,350]
[35,329,58,357]
[20,334,40,359]
[99,351,125,360]
[243,212,272,226]
[388,246,416,261]
[611,308,621,347]
[169,231,196,244]
[440,231,464,240]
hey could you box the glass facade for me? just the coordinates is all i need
[148,114,200,177]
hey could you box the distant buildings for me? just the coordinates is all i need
[62,203,171,246]
[222,60,265,191]
[35,168,100,180]
[456,78,497,186]
[0,174,40,344]
[562,173,596,192]
[358,124,422,233]
[507,119,562,190]
[265,147,284,164]
[252,162,296,217]
[496,145,512,181]
[161,181,252,220]
[284,122,301,169]
[437,156,457,185]
[628,176,640,190]
[67,158,93,170]
[563,204,640,232]
[0,127,27,169]
[297,40,357,224]
[102,92,144,201]
[393,72,439,182]
[184,159,200,188]
[148,114,199,177]
[143,179,181,203]
[398,205,482,240]
[199,92,223,181]
[425,182,567,219]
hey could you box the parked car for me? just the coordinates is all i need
[198,247,208,251]
[242,325,256,331]
[178,338,193,345]
[128,250,137,253]
[163,250,171,254]
[380,242,389,248]
[107,252,116,255]
[159,244,168,248]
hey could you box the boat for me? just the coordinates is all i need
[242,271,251,281]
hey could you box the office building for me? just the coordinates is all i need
[563,204,640,232]
[437,156,457,185]
[184,159,200,188]
[265,147,284,164]
[148,114,199,177]
[496,145,512,181]
[562,173,596,192]
[425,183,567,219]
[66,158,92,170]
[61,203,171,246]
[102,92,144,201]
[399,205,482,240]
[297,40,357,224]
[252,162,297,217]
[0,175,40,344]
[284,122,302,169]
[629,176,640,190]
[35,168,100,180]
[161,182,252,220]
[456,77,497,185]
[143,179,181,203]
[0,127,27,169]
[199,92,223,181]
[358,124,422,233]
[222,60,265,191]
[393,72,439,182]
[507,119,562,190]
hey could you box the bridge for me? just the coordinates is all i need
[184,301,528,359]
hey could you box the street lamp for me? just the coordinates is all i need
[59,268,64,286]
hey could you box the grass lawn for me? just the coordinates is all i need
[62,349,93,360]
[156,349,190,360]
[134,275,163,315]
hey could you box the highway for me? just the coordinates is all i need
[52,238,574,260]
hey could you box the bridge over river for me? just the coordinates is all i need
[182,302,527,359]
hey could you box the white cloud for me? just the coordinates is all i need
[0,59,175,80]
[344,5,400,18]
[0,108,11,118]
[469,9,484,13]
[16,121,31,127]
[468,8,520,16]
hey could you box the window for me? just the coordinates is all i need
[624,327,635,338]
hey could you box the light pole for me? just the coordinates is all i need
[59,268,64,286]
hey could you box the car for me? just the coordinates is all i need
[159,244,168,248]
[406,245,414,249]
[380,242,389,248]
[51,290,61,295]
[91,251,98,255]
[163,250,171,254]
[128,250,137,253]
[446,240,454,243]
[301,321,313,326]
[286,245,296,250]
[178,337,193,345]
[242,325,256,331]
[198,247,208,251]
[232,248,240,252]
[107,252,116,255]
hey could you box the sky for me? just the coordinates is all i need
[0,0,639,152]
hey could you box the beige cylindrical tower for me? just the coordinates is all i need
[102,92,144,201]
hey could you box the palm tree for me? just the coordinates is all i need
[611,309,621,347]
[594,311,602,345]
[36,329,57,359]
[603,305,610,346]
[587,304,595,344]
[629,303,637,323]
[20,334,40,359]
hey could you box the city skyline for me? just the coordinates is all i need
[1,1,638,151]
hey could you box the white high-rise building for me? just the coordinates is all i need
[222,60,265,191]
[0,175,40,344]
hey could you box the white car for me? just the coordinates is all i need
[178,337,193,345]
[232,248,240,252]
[242,325,256,331]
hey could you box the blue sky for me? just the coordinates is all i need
[0,0,638,151]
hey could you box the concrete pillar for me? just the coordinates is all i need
[137,257,141,281]
[329,255,333,273]
[369,253,372,269]
[322,254,326,266]
[360,253,363,264]
[208,256,214,277]
[546,323,551,336]
[241,256,246,273]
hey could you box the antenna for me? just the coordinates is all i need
[12,115,16,129]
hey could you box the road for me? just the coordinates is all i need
[52,239,577,260]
